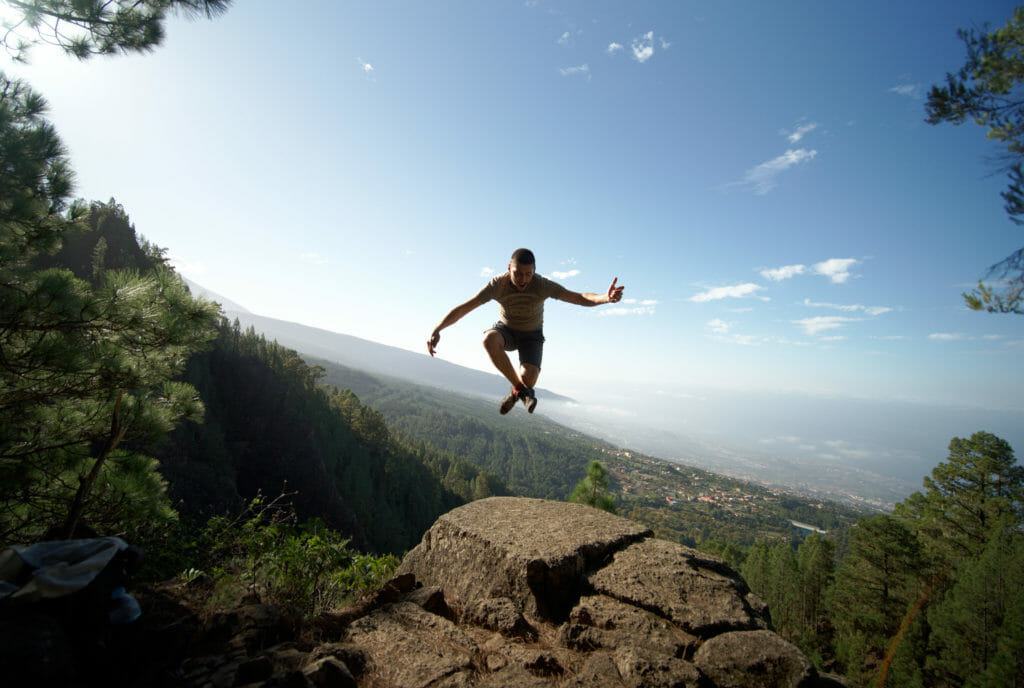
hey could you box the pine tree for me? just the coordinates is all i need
[568,460,616,513]
[827,514,927,683]
[895,431,1023,566]
[928,524,1024,687]
[0,0,231,61]
[926,7,1024,313]
[0,73,219,540]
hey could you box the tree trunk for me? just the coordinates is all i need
[62,391,128,538]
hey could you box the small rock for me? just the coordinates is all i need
[462,597,536,639]
[303,656,356,688]
[694,629,817,688]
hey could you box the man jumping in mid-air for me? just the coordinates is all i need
[427,248,624,415]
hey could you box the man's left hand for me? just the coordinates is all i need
[607,277,624,303]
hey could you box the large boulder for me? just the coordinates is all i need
[396,497,651,620]
[341,497,825,687]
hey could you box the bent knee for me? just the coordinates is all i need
[482,330,505,350]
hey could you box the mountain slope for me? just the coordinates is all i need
[220,309,574,405]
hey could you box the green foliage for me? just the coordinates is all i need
[321,364,604,500]
[827,514,927,684]
[741,536,834,661]
[895,431,1024,565]
[928,524,1024,687]
[568,460,617,513]
[0,75,218,542]
[926,7,1024,313]
[0,0,232,61]
[156,321,497,554]
[196,494,398,616]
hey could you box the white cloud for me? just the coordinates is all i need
[550,269,580,279]
[560,64,590,78]
[784,121,818,144]
[761,264,806,281]
[607,42,623,55]
[707,318,731,334]
[631,30,655,63]
[480,267,495,278]
[600,298,657,316]
[690,283,765,302]
[742,148,817,194]
[929,332,964,341]
[813,258,858,283]
[889,83,924,99]
[803,299,892,315]
[792,315,860,335]
[557,31,570,45]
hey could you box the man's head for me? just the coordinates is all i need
[508,248,536,291]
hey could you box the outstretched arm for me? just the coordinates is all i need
[428,297,483,356]
[558,277,625,307]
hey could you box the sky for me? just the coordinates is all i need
[6,1,1024,489]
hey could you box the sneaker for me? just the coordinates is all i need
[499,388,519,415]
[519,386,537,414]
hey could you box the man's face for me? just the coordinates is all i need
[508,261,535,291]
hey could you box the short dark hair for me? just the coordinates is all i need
[510,248,535,265]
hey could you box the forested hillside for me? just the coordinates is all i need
[3,199,505,554]
[312,357,869,542]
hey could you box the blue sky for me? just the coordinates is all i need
[7,1,1024,464]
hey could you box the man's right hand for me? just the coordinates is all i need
[427,330,440,357]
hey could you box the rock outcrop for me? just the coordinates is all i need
[9,497,840,687]
[341,497,833,687]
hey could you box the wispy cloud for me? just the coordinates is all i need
[560,64,590,78]
[601,298,657,316]
[803,298,891,316]
[707,318,731,334]
[813,258,858,283]
[929,332,965,341]
[550,269,580,279]
[557,31,570,45]
[690,283,766,302]
[792,315,860,335]
[480,267,495,278]
[761,264,807,281]
[889,82,924,99]
[784,121,818,144]
[741,148,817,195]
[607,42,623,55]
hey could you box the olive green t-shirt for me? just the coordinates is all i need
[473,273,569,331]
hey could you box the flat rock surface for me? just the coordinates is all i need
[587,538,769,635]
[397,497,652,619]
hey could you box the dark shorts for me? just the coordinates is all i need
[487,322,545,369]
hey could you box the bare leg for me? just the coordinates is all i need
[520,363,540,389]
[483,330,524,389]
